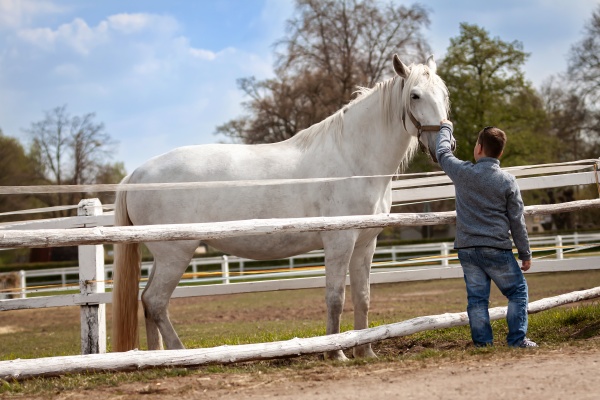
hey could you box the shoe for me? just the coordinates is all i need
[519,338,538,348]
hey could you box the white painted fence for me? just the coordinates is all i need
[3,285,600,380]
[10,232,600,298]
[0,160,599,356]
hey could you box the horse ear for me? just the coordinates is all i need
[426,55,437,73]
[393,54,409,78]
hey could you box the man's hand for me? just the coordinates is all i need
[521,260,531,271]
[441,119,453,127]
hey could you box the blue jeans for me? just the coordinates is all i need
[457,247,529,347]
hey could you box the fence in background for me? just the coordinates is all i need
[7,232,600,298]
[0,159,599,355]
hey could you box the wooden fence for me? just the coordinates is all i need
[3,285,600,380]
[9,232,599,298]
[0,159,599,356]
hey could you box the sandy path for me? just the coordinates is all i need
[31,346,597,400]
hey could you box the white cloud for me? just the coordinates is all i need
[17,17,108,54]
[106,13,179,35]
[189,47,217,61]
[16,13,180,55]
[0,0,64,30]
[131,58,164,76]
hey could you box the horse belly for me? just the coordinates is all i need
[126,184,327,260]
[204,232,323,260]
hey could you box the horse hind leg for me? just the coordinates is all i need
[141,240,198,350]
[349,237,378,358]
[143,261,163,350]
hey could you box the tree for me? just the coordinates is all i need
[539,77,592,162]
[538,7,600,231]
[93,161,127,205]
[437,23,554,166]
[217,0,431,143]
[529,6,600,165]
[559,6,600,160]
[0,130,43,222]
[27,105,118,215]
[568,5,600,101]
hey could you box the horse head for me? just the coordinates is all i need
[393,54,456,163]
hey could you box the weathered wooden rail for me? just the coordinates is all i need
[2,285,599,380]
[1,199,599,248]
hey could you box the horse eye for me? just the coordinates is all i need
[411,93,420,100]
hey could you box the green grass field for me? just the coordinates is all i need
[1,270,599,395]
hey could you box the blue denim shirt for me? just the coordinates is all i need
[436,123,531,261]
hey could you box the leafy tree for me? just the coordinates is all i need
[217,0,431,143]
[0,130,44,222]
[437,23,554,166]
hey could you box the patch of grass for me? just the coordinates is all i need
[2,303,599,397]
[529,302,600,343]
[0,327,80,360]
[396,301,600,358]
[1,271,600,396]
[181,321,329,349]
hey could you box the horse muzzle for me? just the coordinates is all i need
[418,128,456,164]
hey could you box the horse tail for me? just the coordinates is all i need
[111,175,141,352]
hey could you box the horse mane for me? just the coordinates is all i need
[289,109,345,150]
[290,62,449,161]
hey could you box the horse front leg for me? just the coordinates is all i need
[322,231,357,361]
[349,235,378,358]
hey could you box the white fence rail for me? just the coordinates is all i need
[0,159,599,355]
[8,233,600,298]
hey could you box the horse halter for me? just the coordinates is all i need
[405,109,442,136]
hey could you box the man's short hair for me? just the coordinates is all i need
[478,126,506,158]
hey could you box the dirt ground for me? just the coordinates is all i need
[177,350,600,400]
[3,274,600,399]
[14,343,598,400]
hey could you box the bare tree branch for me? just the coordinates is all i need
[216,0,430,144]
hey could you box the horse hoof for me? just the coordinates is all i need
[324,350,349,361]
[353,346,377,359]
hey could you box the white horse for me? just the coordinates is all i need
[112,55,452,360]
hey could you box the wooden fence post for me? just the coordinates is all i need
[556,235,564,259]
[221,255,230,284]
[19,270,26,299]
[441,242,449,267]
[77,199,106,355]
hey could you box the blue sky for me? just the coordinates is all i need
[0,0,597,172]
